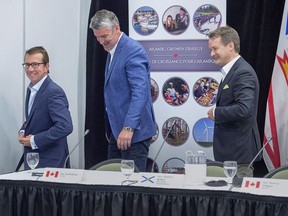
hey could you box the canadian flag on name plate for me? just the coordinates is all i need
[45,170,59,178]
[263,0,288,171]
[244,180,261,189]
[40,168,84,183]
[241,177,288,196]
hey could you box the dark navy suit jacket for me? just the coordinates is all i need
[213,57,261,164]
[21,76,73,169]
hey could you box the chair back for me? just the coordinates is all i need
[206,161,226,177]
[89,158,139,172]
[264,164,288,179]
[146,157,159,172]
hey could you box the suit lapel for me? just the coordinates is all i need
[104,33,126,87]
[26,76,51,124]
[25,88,31,119]
[104,53,111,85]
[216,57,243,104]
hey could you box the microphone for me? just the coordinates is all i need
[151,119,177,172]
[247,136,273,173]
[63,129,90,168]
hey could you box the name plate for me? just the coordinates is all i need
[241,177,288,197]
[137,173,184,188]
[40,168,84,183]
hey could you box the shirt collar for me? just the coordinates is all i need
[29,75,48,91]
[109,32,123,56]
[221,55,241,78]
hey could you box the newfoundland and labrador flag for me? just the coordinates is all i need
[263,0,288,171]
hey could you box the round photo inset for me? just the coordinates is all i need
[162,117,189,146]
[162,157,185,174]
[163,77,190,106]
[151,122,159,144]
[193,4,222,35]
[150,78,159,103]
[162,5,189,35]
[132,6,159,36]
[193,77,219,107]
[192,117,214,148]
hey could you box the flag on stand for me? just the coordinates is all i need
[263,0,288,171]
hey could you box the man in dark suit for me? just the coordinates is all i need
[207,26,261,177]
[18,46,73,170]
[89,10,156,172]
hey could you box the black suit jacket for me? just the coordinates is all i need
[213,57,261,164]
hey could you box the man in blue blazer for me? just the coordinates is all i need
[19,46,73,170]
[207,26,261,177]
[90,10,156,171]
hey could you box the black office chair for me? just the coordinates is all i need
[146,157,159,172]
[206,160,226,177]
[89,158,139,172]
[263,164,288,179]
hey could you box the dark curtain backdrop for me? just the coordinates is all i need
[84,0,129,169]
[85,0,285,176]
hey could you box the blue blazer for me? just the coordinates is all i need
[21,76,73,169]
[104,33,156,143]
[214,57,261,164]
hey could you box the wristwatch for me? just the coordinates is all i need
[123,126,134,132]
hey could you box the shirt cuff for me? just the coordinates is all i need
[30,135,38,150]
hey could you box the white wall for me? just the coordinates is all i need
[0,0,91,173]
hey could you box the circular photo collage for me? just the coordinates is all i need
[162,117,189,147]
[162,157,185,174]
[132,6,159,36]
[162,5,189,35]
[162,77,189,106]
[150,78,159,103]
[193,77,219,107]
[150,75,217,173]
[150,76,219,107]
[193,4,222,35]
[132,4,222,36]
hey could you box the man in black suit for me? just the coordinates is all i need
[207,26,261,177]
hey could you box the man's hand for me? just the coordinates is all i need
[18,133,32,147]
[117,129,133,150]
[207,107,215,121]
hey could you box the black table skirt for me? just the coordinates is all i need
[0,179,287,216]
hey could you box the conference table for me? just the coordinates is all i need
[0,168,287,216]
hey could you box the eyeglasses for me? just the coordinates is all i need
[22,62,46,69]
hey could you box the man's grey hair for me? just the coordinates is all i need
[89,9,120,30]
